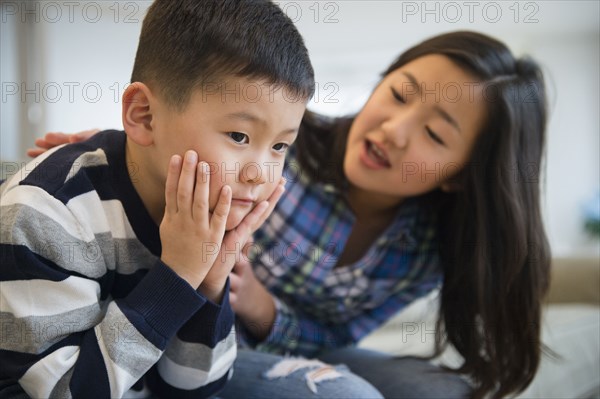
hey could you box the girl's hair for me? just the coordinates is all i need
[297,31,551,398]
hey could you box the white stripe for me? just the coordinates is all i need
[1,185,94,241]
[0,276,100,318]
[19,345,79,398]
[157,343,236,389]
[3,183,137,243]
[65,192,136,238]
[65,191,109,235]
[101,200,137,239]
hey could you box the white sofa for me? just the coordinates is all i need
[358,257,600,398]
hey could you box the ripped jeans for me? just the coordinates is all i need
[216,348,383,399]
[217,347,472,399]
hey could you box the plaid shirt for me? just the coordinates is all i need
[240,146,443,357]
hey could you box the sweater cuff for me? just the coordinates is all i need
[178,278,235,347]
[119,260,206,349]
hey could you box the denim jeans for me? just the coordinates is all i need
[217,348,384,399]
[318,347,472,399]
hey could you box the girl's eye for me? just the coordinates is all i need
[391,87,406,103]
[272,143,289,153]
[228,132,249,144]
[426,127,445,146]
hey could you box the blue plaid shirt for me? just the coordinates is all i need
[242,146,442,357]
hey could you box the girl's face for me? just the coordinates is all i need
[344,54,487,205]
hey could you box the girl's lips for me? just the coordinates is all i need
[360,140,391,169]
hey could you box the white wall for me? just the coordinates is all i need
[1,0,598,256]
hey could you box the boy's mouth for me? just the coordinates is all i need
[231,197,256,207]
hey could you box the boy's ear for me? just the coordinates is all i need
[122,82,155,146]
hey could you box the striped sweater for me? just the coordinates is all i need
[0,130,236,398]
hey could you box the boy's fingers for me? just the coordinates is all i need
[229,292,238,306]
[192,162,210,221]
[234,201,269,243]
[232,258,248,275]
[242,240,254,258]
[252,183,285,232]
[165,155,182,214]
[177,151,198,213]
[229,272,241,291]
[210,185,231,231]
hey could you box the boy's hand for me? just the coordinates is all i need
[198,201,268,302]
[27,129,99,157]
[250,177,286,233]
[160,151,231,290]
[198,177,286,302]
[229,242,276,339]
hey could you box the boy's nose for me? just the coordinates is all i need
[240,163,266,185]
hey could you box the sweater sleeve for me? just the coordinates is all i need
[238,281,441,358]
[149,279,237,398]
[0,183,233,398]
[237,296,353,357]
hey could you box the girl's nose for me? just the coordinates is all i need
[381,113,414,149]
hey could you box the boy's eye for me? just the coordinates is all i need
[391,87,406,103]
[228,132,249,144]
[426,127,445,146]
[272,143,289,153]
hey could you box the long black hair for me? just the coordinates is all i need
[296,31,551,398]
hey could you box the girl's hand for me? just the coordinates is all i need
[27,129,100,157]
[229,242,276,340]
[160,151,231,290]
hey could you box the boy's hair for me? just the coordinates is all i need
[131,0,315,110]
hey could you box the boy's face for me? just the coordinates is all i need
[150,78,306,230]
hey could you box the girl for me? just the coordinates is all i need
[29,31,550,398]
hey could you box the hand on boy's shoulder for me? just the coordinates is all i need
[27,129,100,158]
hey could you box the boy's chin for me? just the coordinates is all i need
[224,209,249,231]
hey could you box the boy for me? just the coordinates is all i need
[0,0,313,397]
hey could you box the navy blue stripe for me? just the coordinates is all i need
[0,334,82,380]
[54,167,104,205]
[0,244,151,304]
[69,330,111,398]
[1,244,72,282]
[110,269,149,300]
